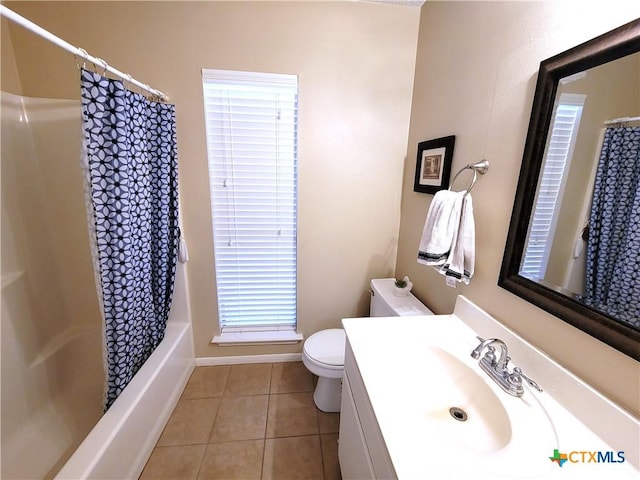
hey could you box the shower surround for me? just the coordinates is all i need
[1,91,194,479]
[1,92,104,479]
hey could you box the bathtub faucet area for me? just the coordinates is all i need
[470,336,542,397]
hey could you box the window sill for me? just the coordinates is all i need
[212,330,303,346]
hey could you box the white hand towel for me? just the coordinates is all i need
[417,190,465,266]
[441,193,475,285]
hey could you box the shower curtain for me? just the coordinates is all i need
[584,126,640,329]
[80,69,179,409]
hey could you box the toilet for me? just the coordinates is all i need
[302,278,433,412]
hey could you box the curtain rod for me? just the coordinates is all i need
[0,5,169,102]
[604,116,640,125]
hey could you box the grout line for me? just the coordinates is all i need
[194,443,207,479]
[263,432,322,440]
[316,402,327,480]
[194,366,230,479]
[260,363,274,479]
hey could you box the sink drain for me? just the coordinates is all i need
[449,407,468,422]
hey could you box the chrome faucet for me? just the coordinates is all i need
[471,337,510,369]
[470,337,542,397]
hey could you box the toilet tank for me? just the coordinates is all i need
[369,278,434,317]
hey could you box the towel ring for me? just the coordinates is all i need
[449,160,489,195]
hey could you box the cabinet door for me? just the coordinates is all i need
[344,343,397,479]
[338,373,375,480]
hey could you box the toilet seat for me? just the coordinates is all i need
[303,328,345,369]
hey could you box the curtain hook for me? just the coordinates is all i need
[143,83,156,100]
[94,57,108,76]
[75,47,88,70]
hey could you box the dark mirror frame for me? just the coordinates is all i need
[499,18,640,361]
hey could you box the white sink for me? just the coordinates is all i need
[419,346,512,453]
[342,297,640,479]
[382,341,557,478]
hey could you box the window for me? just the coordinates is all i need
[202,69,300,344]
[520,93,585,281]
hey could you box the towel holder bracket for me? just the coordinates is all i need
[449,159,489,195]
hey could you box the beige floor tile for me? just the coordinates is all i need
[157,397,221,446]
[145,363,343,480]
[140,444,206,480]
[224,363,272,396]
[181,365,231,399]
[266,392,319,438]
[270,361,314,394]
[263,436,324,480]
[198,440,264,480]
[209,395,269,443]
[321,433,341,480]
[317,411,340,434]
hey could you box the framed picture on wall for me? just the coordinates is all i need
[413,135,455,194]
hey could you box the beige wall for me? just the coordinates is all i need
[1,17,22,94]
[397,1,640,417]
[5,1,420,359]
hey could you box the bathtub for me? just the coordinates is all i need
[55,266,195,480]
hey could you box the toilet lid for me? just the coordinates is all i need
[304,329,345,366]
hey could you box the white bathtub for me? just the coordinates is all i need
[55,266,195,480]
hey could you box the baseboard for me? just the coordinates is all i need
[196,352,303,366]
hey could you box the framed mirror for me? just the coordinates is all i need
[499,18,640,361]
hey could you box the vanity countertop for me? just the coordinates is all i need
[341,296,639,479]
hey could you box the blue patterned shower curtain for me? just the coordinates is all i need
[584,126,640,329]
[80,69,179,409]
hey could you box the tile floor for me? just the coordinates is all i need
[140,362,342,480]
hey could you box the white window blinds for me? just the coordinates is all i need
[202,69,298,331]
[520,94,585,281]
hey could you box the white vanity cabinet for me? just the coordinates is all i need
[338,340,396,480]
